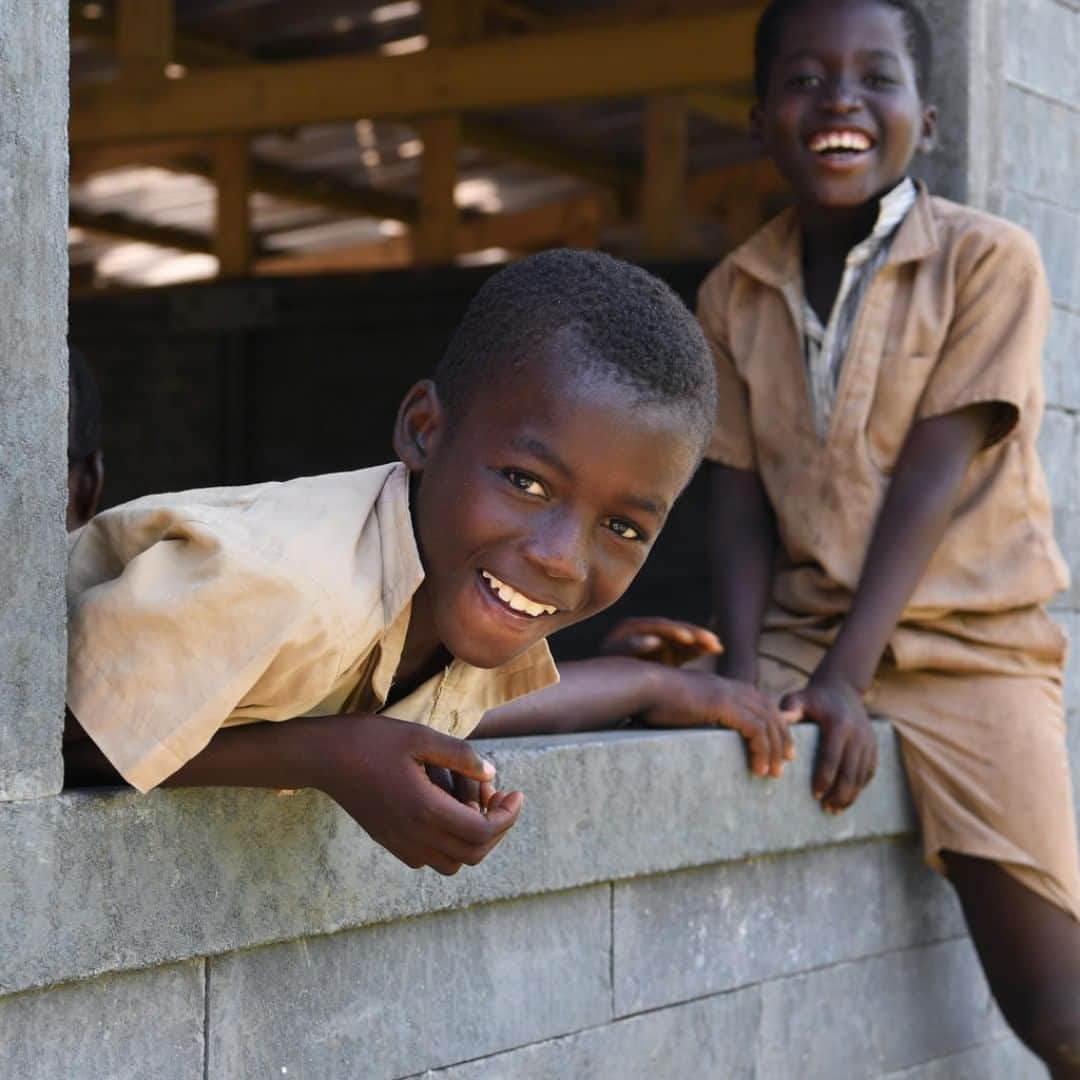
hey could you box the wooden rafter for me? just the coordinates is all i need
[70,10,759,144]
[256,189,615,275]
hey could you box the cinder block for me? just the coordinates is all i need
[1006,191,1080,309]
[0,961,204,1080]
[1045,303,1080,411]
[0,0,68,799]
[1048,508,1080,613]
[613,839,966,1017]
[206,888,612,1080]
[880,1036,1044,1079]
[0,723,915,996]
[412,989,763,1080]
[1038,406,1079,512]
[878,839,967,948]
[756,940,1007,1079]
[1006,0,1080,105]
[1006,86,1080,210]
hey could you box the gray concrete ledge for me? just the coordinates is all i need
[1,723,914,995]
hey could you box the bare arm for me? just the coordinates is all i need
[790,403,996,812]
[475,656,795,779]
[474,658,665,737]
[817,403,996,691]
[63,709,522,876]
[708,463,778,682]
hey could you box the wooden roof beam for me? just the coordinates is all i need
[70,9,758,144]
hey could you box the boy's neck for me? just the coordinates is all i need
[797,196,884,263]
[391,583,452,705]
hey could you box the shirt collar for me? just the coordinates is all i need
[730,177,937,287]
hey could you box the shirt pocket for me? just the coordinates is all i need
[865,352,937,474]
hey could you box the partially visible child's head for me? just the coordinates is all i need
[393,249,717,670]
[68,345,105,531]
[751,0,937,209]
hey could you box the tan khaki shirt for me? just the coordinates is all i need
[67,462,558,792]
[699,185,1070,677]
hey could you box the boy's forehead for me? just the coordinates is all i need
[777,0,908,58]
[455,360,701,486]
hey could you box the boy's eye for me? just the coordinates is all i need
[605,518,645,543]
[505,470,547,498]
[787,73,823,89]
[865,73,897,88]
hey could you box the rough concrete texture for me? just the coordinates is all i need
[0,723,914,995]
[0,0,68,799]
[1039,407,1079,512]
[755,940,1007,1078]
[913,0,1006,212]
[1006,87,1080,211]
[207,888,611,1080]
[1006,191,1080,311]
[0,961,204,1080]
[1006,0,1080,104]
[1045,305,1080,412]
[882,1038,1043,1080]
[412,990,764,1080]
[612,838,963,1016]
[419,941,1013,1080]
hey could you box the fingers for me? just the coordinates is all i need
[812,722,844,803]
[414,728,497,784]
[600,618,721,663]
[451,771,482,811]
[820,731,878,814]
[425,764,455,797]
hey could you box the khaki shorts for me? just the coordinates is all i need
[758,642,1080,921]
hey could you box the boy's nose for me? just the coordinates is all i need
[522,516,589,583]
[819,77,862,112]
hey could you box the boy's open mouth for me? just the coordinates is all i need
[807,128,876,158]
[479,569,559,619]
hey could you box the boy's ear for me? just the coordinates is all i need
[749,102,765,144]
[66,450,105,532]
[393,379,448,472]
[918,103,939,154]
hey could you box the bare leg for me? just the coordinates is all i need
[944,851,1080,1078]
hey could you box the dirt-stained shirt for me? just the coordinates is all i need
[67,462,558,792]
[699,184,1070,678]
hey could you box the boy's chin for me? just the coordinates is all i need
[439,626,545,671]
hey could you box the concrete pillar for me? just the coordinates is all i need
[0,1,69,798]
[913,0,1007,213]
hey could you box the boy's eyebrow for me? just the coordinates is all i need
[618,493,668,520]
[780,47,903,65]
[510,434,668,519]
[511,435,574,479]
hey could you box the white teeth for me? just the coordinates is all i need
[481,570,557,617]
[810,130,872,153]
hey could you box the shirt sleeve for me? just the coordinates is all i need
[915,224,1051,447]
[67,507,344,792]
[697,263,758,470]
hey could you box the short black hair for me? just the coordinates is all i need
[434,249,718,454]
[754,0,933,99]
[68,345,103,462]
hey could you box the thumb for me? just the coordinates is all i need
[780,689,807,716]
[413,729,497,784]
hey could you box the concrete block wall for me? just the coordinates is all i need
[0,0,68,799]
[0,728,1046,1079]
[0,2,1076,1077]
[1005,0,1080,727]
